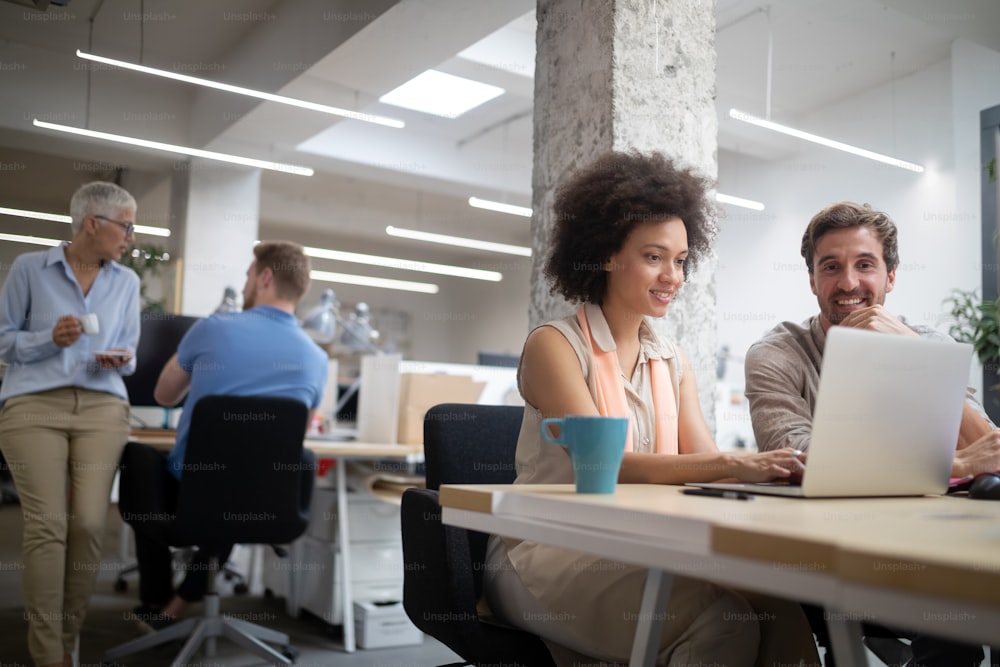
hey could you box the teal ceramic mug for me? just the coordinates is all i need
[541,415,628,494]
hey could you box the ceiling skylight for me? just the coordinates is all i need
[379,70,504,118]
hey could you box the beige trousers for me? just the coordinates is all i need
[0,388,129,666]
[486,536,821,667]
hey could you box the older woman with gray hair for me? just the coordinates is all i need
[0,181,140,667]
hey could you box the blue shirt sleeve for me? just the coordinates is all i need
[0,254,62,364]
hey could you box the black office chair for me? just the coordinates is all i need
[104,395,314,666]
[401,403,556,667]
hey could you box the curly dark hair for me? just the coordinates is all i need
[544,150,716,304]
[800,201,899,273]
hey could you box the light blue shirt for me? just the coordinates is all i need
[167,305,327,479]
[0,244,141,404]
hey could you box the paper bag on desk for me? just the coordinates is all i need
[345,460,424,505]
[397,373,486,444]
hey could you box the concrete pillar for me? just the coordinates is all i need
[532,0,719,429]
[171,159,261,315]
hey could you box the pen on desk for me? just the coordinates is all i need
[682,488,753,501]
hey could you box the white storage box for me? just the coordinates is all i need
[297,536,403,625]
[353,600,423,649]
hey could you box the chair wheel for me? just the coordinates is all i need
[113,579,128,592]
[281,645,299,661]
[234,582,249,595]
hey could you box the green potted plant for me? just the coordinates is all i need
[120,242,172,313]
[943,288,1000,384]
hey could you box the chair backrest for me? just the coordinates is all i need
[404,402,555,666]
[423,403,524,491]
[175,394,314,547]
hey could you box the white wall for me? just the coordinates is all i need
[716,40,1000,397]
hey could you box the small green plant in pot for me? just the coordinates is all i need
[120,243,172,313]
[943,288,1000,383]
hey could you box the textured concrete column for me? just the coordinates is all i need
[532,0,719,429]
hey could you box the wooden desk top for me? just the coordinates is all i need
[129,429,424,460]
[304,439,423,460]
[439,482,1000,607]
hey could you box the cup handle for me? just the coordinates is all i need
[540,418,564,445]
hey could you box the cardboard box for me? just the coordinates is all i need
[396,373,485,444]
[353,600,424,649]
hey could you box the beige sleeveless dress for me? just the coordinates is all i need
[481,305,818,667]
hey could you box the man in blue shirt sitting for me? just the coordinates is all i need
[121,240,327,632]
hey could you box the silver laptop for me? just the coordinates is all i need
[689,326,973,498]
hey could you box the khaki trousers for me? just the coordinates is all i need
[486,536,821,667]
[0,388,129,665]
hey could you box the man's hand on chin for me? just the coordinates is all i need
[837,305,918,336]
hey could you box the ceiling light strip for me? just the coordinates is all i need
[33,119,314,176]
[310,270,438,294]
[0,232,62,247]
[76,50,405,129]
[468,197,532,217]
[470,194,764,216]
[303,245,501,282]
[729,109,924,173]
[385,225,531,257]
[715,193,765,211]
[0,206,171,237]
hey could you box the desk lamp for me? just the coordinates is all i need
[214,286,241,314]
[339,302,380,352]
[300,288,339,345]
[332,302,381,417]
[301,292,383,426]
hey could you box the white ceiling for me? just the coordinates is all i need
[1,0,999,265]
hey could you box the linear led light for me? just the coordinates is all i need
[33,119,314,176]
[303,245,501,282]
[729,109,925,173]
[715,194,765,211]
[468,197,532,217]
[0,232,62,247]
[310,270,438,294]
[470,194,763,217]
[0,206,171,237]
[386,225,531,257]
[76,50,405,129]
[379,70,503,118]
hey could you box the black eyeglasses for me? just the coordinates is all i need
[93,215,135,237]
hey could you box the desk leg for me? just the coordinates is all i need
[286,538,301,618]
[827,614,866,667]
[630,569,674,667]
[119,521,133,562]
[336,458,356,653]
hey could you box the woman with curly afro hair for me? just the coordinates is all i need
[481,151,820,667]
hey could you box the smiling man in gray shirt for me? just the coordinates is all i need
[744,200,999,667]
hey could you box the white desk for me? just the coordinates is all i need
[304,439,423,653]
[440,483,1000,667]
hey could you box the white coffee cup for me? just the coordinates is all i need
[80,313,100,335]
